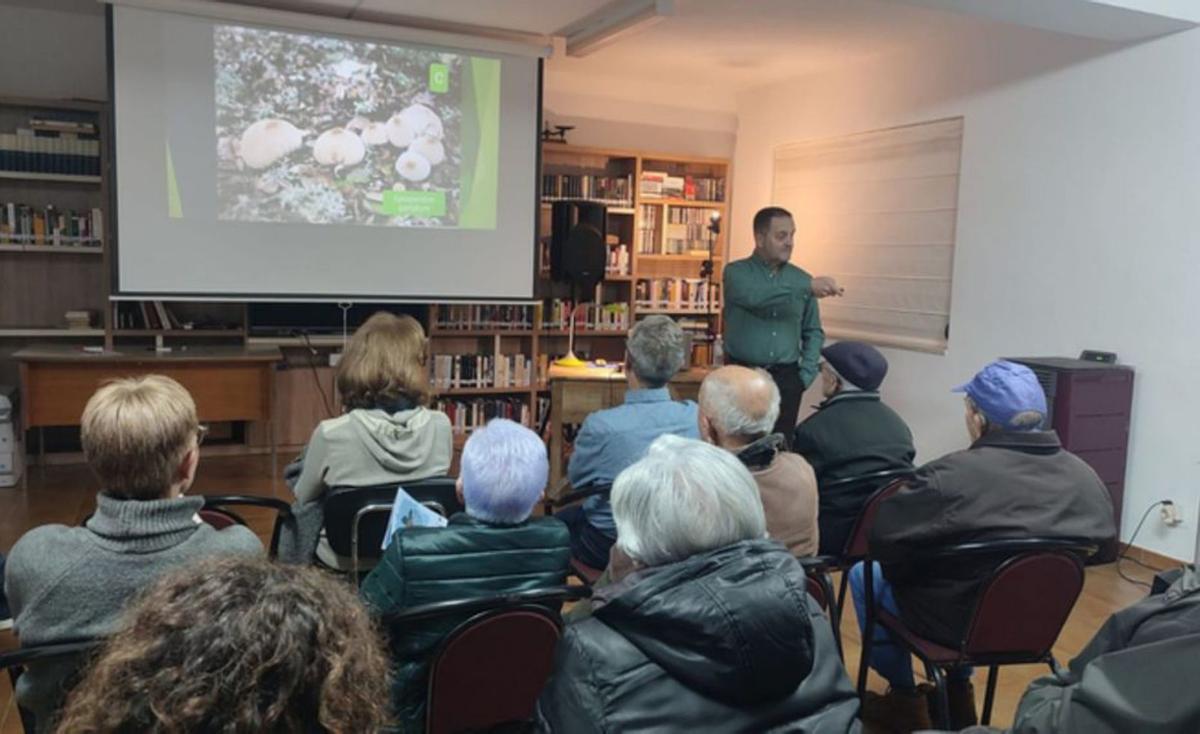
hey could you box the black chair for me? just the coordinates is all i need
[544,480,613,587]
[858,537,1097,727]
[0,638,104,733]
[798,556,843,660]
[384,587,590,734]
[199,495,293,559]
[819,468,915,626]
[324,477,462,581]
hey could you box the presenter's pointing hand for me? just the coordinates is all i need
[811,276,844,298]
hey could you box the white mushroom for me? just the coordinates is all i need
[345,116,370,131]
[399,103,444,140]
[395,150,432,182]
[238,119,304,169]
[407,135,445,166]
[361,121,390,146]
[385,113,416,148]
[312,127,366,167]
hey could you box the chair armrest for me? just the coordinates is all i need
[550,483,613,511]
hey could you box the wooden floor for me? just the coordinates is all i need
[0,454,1162,732]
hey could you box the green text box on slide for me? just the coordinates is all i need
[381,190,447,218]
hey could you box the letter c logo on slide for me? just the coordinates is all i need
[429,63,449,94]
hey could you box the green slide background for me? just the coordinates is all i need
[459,57,500,229]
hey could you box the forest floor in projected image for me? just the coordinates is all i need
[213,25,464,227]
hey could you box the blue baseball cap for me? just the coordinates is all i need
[953,360,1047,430]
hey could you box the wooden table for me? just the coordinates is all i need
[15,344,282,487]
[547,363,709,488]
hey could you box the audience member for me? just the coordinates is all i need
[283,311,452,566]
[853,360,1116,731]
[562,315,697,569]
[55,556,391,733]
[4,376,262,732]
[699,365,819,557]
[968,564,1200,734]
[792,341,915,555]
[361,418,570,733]
[537,436,860,732]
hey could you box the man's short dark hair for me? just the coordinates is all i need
[753,207,793,238]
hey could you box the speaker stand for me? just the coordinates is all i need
[554,295,587,368]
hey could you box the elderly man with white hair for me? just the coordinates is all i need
[698,365,820,557]
[537,435,861,733]
[361,418,571,733]
[561,314,699,570]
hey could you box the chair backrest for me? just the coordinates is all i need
[325,477,461,559]
[200,495,294,559]
[0,639,104,734]
[821,467,914,494]
[804,574,828,611]
[964,549,1086,657]
[842,478,908,558]
[425,606,563,734]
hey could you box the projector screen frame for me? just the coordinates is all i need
[104,1,545,304]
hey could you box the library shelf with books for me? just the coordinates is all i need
[535,144,730,368]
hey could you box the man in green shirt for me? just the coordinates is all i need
[723,206,825,440]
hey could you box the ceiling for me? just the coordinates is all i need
[13,0,1193,111]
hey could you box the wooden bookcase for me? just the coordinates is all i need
[0,111,730,461]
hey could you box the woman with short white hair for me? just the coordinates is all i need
[536,435,860,732]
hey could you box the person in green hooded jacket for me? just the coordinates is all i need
[360,418,571,732]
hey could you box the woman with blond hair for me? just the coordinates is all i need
[283,311,452,566]
[55,557,392,733]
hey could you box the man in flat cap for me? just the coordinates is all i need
[791,341,915,556]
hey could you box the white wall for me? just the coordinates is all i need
[733,21,1200,560]
[0,1,107,101]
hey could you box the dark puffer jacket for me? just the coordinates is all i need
[360,513,571,733]
[535,539,862,733]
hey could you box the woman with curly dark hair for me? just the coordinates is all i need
[55,557,392,733]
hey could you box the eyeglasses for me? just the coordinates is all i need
[196,424,210,447]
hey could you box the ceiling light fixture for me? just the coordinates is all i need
[564,0,674,58]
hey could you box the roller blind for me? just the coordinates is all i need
[772,117,963,353]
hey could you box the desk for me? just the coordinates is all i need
[547,364,709,488]
[15,344,282,487]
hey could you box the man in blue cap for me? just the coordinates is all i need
[791,341,915,555]
[852,360,1116,732]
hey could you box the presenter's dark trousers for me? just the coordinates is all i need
[729,359,804,446]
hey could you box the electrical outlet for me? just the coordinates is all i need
[1161,501,1183,527]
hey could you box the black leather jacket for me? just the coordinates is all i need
[535,539,861,733]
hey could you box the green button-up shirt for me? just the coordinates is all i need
[722,251,825,387]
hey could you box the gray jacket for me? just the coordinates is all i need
[999,566,1200,734]
[4,493,262,731]
[279,407,452,564]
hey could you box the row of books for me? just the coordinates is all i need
[434,397,551,435]
[433,304,534,331]
[640,171,725,202]
[542,299,630,332]
[634,278,721,311]
[0,132,101,177]
[0,203,103,246]
[608,244,631,275]
[430,352,535,390]
[542,173,633,205]
[637,204,660,253]
[112,301,185,331]
[664,207,719,255]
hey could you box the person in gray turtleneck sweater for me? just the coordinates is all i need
[3,375,262,732]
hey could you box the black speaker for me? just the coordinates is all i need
[550,201,607,286]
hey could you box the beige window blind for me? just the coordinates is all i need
[772,117,963,353]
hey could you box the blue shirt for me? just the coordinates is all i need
[568,387,699,534]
